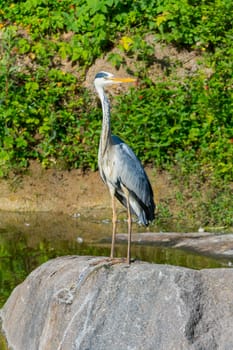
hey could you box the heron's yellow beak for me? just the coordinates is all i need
[110,77,136,83]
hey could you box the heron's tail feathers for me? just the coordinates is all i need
[115,191,155,226]
[137,200,155,226]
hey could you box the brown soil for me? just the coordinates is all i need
[0,161,170,215]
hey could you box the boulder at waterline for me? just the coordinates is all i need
[1,255,233,350]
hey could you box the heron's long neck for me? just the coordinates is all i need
[97,86,112,158]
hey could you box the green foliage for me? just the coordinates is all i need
[114,72,232,180]
[155,0,233,48]
[0,0,232,186]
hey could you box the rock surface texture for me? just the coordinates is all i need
[1,256,233,350]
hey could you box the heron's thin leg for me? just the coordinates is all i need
[126,199,132,265]
[110,193,117,259]
[122,186,132,265]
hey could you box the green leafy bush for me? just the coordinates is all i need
[114,73,232,180]
[0,0,232,185]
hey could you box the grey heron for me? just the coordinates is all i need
[94,71,155,264]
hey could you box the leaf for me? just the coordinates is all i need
[120,36,133,51]
[156,12,169,26]
[25,82,39,92]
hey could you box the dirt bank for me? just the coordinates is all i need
[0,161,168,215]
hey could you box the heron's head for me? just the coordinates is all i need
[94,71,135,90]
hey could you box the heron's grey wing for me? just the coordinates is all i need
[111,136,155,224]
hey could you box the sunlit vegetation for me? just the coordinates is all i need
[0,0,232,226]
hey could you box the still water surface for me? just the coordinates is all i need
[0,210,232,308]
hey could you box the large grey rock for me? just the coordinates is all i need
[1,256,233,350]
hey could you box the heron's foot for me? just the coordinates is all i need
[111,257,136,266]
[110,257,128,265]
[89,257,111,266]
[90,257,131,267]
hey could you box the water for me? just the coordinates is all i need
[0,211,232,308]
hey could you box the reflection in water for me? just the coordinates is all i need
[0,211,231,308]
